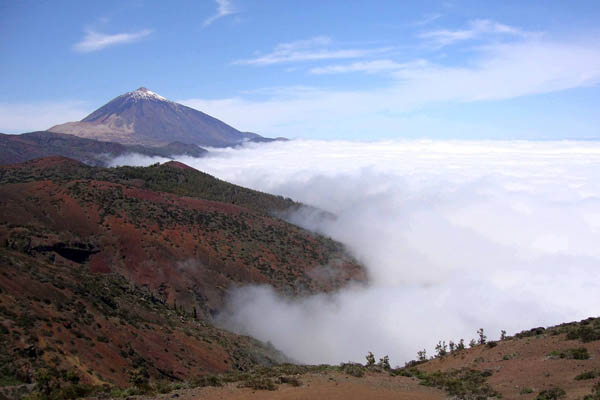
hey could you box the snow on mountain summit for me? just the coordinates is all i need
[48,87,277,147]
[124,87,168,102]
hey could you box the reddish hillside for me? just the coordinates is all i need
[0,157,364,395]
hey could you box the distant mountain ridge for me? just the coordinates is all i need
[49,87,279,147]
[0,131,207,166]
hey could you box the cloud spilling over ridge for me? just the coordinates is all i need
[113,140,600,365]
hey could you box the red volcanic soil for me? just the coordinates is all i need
[0,173,363,315]
[162,160,196,170]
[0,155,84,169]
[0,157,365,391]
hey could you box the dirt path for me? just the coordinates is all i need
[143,372,445,400]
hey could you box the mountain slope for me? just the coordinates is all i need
[48,88,276,147]
[0,157,363,313]
[0,157,364,392]
[0,131,207,166]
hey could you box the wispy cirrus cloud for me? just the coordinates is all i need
[182,39,600,138]
[203,0,236,27]
[233,36,391,66]
[73,29,152,53]
[418,19,530,47]
[411,12,442,27]
[310,59,427,75]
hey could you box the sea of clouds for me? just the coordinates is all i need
[109,139,600,366]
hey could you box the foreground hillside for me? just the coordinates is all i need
[98,318,600,400]
[0,157,364,398]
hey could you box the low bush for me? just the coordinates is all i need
[190,374,222,387]
[582,382,600,400]
[575,370,598,380]
[279,376,302,386]
[419,368,498,398]
[547,347,590,360]
[339,363,365,377]
[536,387,566,400]
[238,376,277,391]
[566,325,600,343]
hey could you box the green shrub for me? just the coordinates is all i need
[365,352,375,367]
[378,355,391,370]
[419,368,498,398]
[575,370,598,380]
[516,327,546,338]
[536,387,566,400]
[339,363,365,377]
[566,325,600,343]
[279,376,302,386]
[547,347,590,360]
[583,382,600,400]
[238,376,277,391]
[190,374,222,387]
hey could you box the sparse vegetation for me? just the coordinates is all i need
[478,328,487,345]
[582,382,600,400]
[340,362,365,377]
[566,324,600,343]
[547,347,590,360]
[378,355,391,370]
[418,368,499,399]
[365,352,375,367]
[435,341,448,357]
[279,376,302,386]
[536,387,566,400]
[574,370,598,380]
[238,376,277,391]
[190,374,222,387]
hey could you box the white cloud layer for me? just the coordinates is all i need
[73,29,152,52]
[203,0,236,27]
[115,139,600,366]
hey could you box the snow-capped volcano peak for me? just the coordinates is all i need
[49,87,276,147]
[126,87,168,102]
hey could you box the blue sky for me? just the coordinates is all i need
[1,0,599,139]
